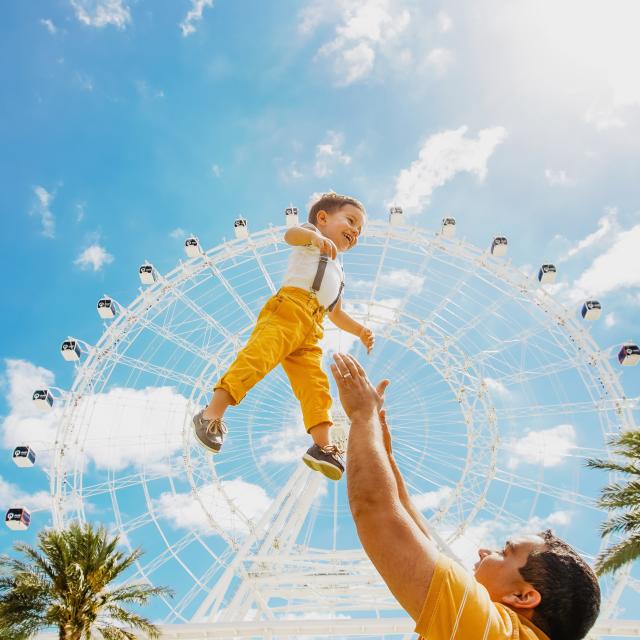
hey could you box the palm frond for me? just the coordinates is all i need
[586,457,640,475]
[600,510,640,536]
[595,533,640,576]
[597,480,640,509]
[101,605,161,639]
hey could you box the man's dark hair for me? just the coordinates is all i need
[519,529,600,639]
[308,192,365,226]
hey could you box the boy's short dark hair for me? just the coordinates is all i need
[519,530,600,640]
[308,192,366,226]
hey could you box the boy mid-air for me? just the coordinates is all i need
[192,193,374,480]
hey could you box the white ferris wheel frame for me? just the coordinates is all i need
[47,219,639,638]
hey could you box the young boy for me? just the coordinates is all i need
[193,193,374,480]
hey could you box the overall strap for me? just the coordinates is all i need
[311,254,329,293]
[311,253,344,312]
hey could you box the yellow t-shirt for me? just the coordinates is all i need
[415,556,550,640]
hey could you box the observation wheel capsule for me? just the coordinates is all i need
[285,207,299,228]
[581,300,602,321]
[32,388,54,410]
[138,263,158,285]
[60,339,82,361]
[97,296,118,319]
[185,236,202,258]
[234,217,248,239]
[538,264,557,284]
[388,206,403,226]
[12,446,36,467]
[5,507,31,531]
[490,236,508,257]
[441,217,456,238]
[618,343,640,366]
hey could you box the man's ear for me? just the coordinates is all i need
[501,586,541,610]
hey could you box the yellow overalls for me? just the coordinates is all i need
[214,286,332,431]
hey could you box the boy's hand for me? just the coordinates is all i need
[311,233,338,259]
[359,326,375,354]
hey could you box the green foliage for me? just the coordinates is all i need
[0,522,171,639]
[587,429,640,576]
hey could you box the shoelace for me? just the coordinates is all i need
[321,444,344,460]
[205,417,228,436]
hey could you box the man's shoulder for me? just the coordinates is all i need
[416,556,549,640]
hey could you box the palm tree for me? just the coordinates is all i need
[587,428,640,576]
[0,521,171,639]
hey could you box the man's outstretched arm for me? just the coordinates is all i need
[379,408,433,541]
[331,354,439,621]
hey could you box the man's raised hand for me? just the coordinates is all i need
[330,353,389,420]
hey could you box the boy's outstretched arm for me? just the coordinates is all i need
[284,225,337,259]
[328,299,375,353]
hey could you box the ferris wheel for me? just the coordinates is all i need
[14,208,640,638]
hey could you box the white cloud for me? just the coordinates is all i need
[411,486,452,511]
[180,0,214,37]
[571,224,640,299]
[74,71,94,92]
[211,163,221,177]
[604,312,617,328]
[169,227,186,239]
[391,126,508,214]
[507,424,576,469]
[584,107,626,131]
[76,202,86,222]
[31,185,55,238]
[436,10,452,33]
[70,0,131,29]
[304,0,411,86]
[448,510,573,570]
[0,475,51,513]
[258,411,312,465]
[134,80,164,100]
[378,269,425,292]
[424,48,453,76]
[279,161,304,182]
[154,478,271,536]
[74,243,114,271]
[544,169,574,187]
[483,377,510,397]
[314,131,352,178]
[1,359,191,473]
[320,325,360,357]
[558,208,618,262]
[40,18,57,34]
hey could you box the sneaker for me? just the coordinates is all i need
[192,410,227,454]
[302,444,344,481]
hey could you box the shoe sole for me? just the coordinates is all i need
[192,418,222,455]
[302,453,343,481]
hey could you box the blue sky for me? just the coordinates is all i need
[1,0,640,633]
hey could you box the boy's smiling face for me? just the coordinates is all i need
[316,204,365,253]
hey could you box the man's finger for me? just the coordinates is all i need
[346,354,366,377]
[376,379,390,397]
[330,362,346,385]
[334,353,358,378]
[333,353,353,380]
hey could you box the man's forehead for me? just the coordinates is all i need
[506,534,545,552]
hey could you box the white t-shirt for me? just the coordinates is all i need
[281,223,345,309]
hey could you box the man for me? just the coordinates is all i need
[330,353,601,640]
